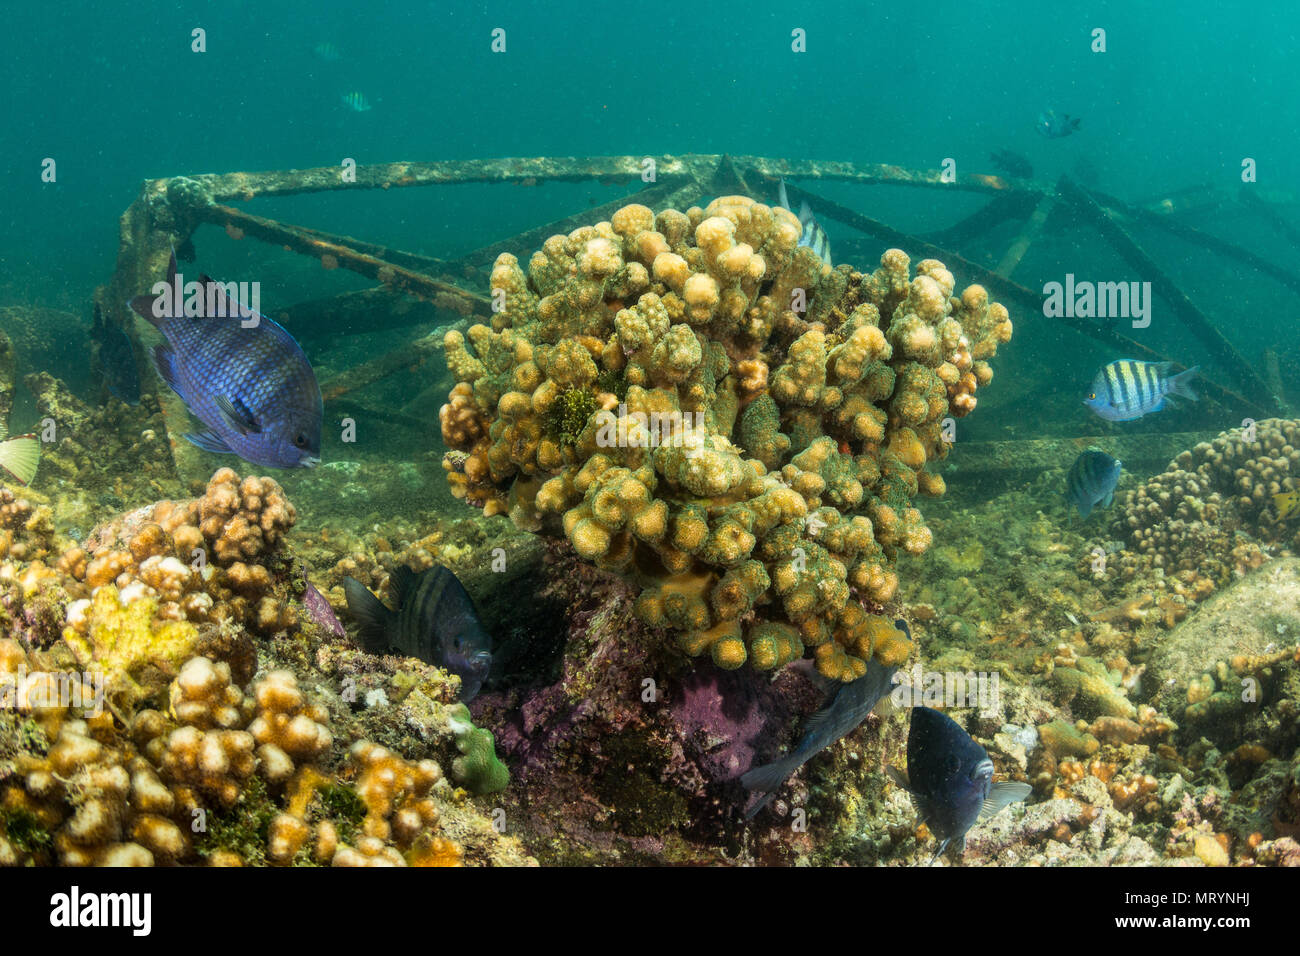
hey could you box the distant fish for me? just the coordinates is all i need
[990,149,1034,179]
[0,434,40,486]
[778,178,832,266]
[128,253,323,469]
[313,41,341,61]
[340,91,372,112]
[1084,359,1199,422]
[887,706,1032,863]
[343,565,493,702]
[302,568,346,640]
[1066,448,1121,519]
[1037,109,1081,139]
[1273,489,1300,521]
[91,304,140,405]
[740,627,907,819]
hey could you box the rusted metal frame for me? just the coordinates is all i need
[447,177,694,270]
[1056,177,1280,414]
[1083,186,1300,299]
[194,204,491,317]
[921,191,1044,250]
[327,397,431,434]
[174,155,697,203]
[734,157,1032,195]
[318,330,444,403]
[1237,187,1300,251]
[280,288,452,343]
[785,180,1267,416]
[995,192,1057,279]
[287,223,454,277]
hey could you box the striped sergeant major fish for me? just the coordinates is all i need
[340,91,373,112]
[343,565,493,701]
[1084,359,1199,422]
[1066,448,1121,519]
[778,178,832,266]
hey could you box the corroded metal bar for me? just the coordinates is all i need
[165,156,698,203]
[924,191,1041,250]
[196,204,491,315]
[790,181,1267,416]
[449,178,693,270]
[995,193,1057,279]
[1087,187,1300,298]
[1057,177,1278,414]
[735,157,1041,195]
[288,224,454,277]
[318,331,444,403]
[1237,187,1300,251]
[279,288,460,342]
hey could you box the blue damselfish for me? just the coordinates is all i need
[129,254,323,470]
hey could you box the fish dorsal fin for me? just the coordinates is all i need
[798,200,814,227]
[778,177,791,212]
[978,781,1033,821]
[389,565,417,609]
[216,395,262,435]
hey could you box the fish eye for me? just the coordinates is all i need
[1087,392,1095,400]
[294,432,308,448]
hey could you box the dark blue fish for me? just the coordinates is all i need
[1084,359,1198,422]
[343,565,493,702]
[91,304,140,405]
[1037,109,1081,138]
[990,149,1034,179]
[740,623,908,819]
[1066,448,1121,519]
[887,706,1031,863]
[128,254,323,469]
[778,178,832,266]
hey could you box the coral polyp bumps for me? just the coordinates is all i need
[440,197,1012,681]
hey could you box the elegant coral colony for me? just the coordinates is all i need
[440,197,1013,682]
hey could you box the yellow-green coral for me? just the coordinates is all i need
[62,585,199,711]
[441,198,1013,681]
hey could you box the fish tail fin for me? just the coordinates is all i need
[1070,116,1081,129]
[342,576,392,652]
[739,755,801,820]
[1168,365,1199,402]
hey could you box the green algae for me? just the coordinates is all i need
[195,775,278,865]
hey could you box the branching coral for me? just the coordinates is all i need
[440,198,1013,680]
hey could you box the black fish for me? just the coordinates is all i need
[1037,109,1081,139]
[989,149,1034,179]
[741,628,907,819]
[91,304,140,405]
[343,565,493,701]
[888,706,1031,863]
